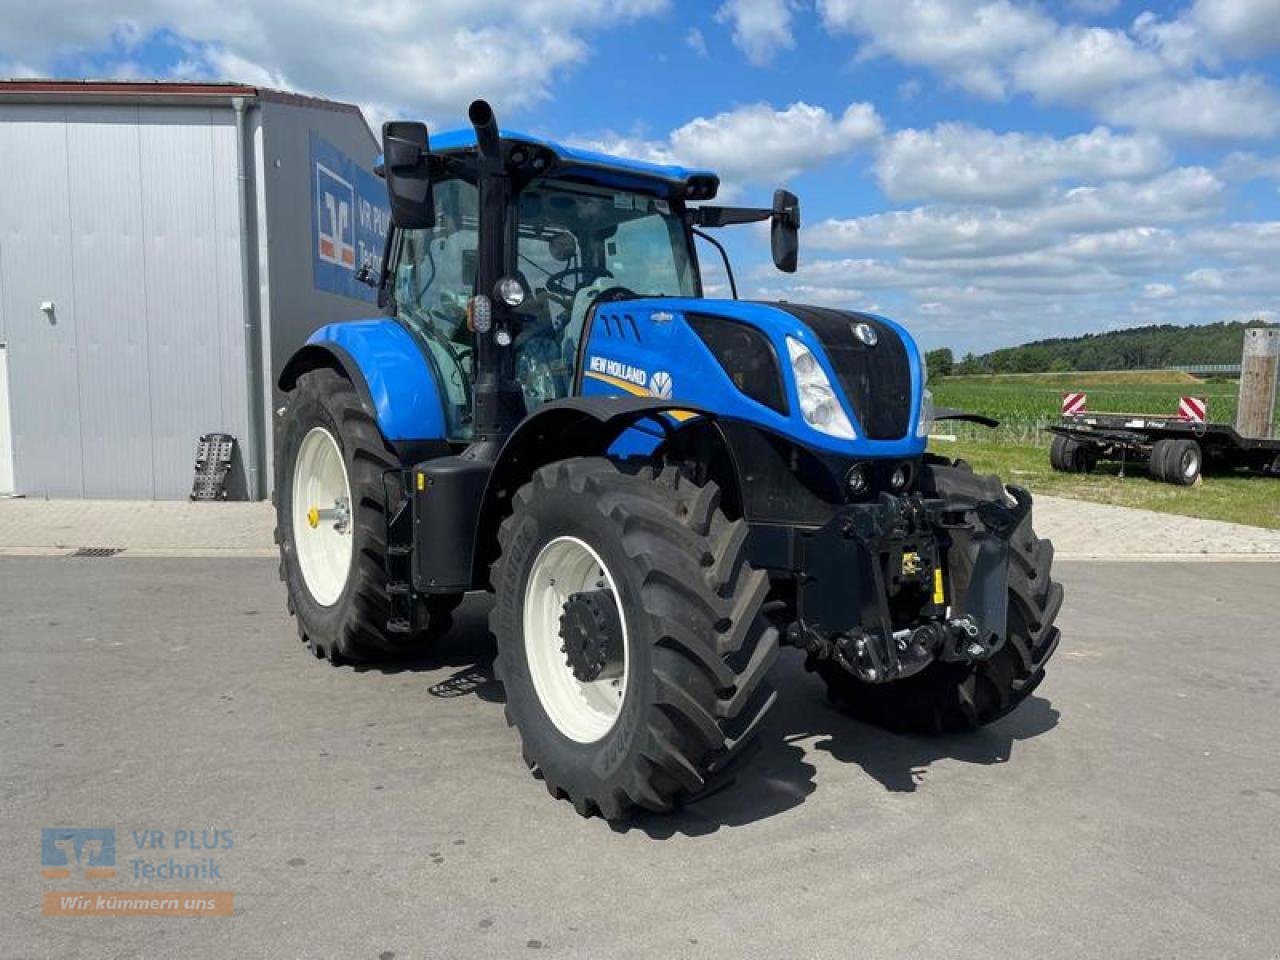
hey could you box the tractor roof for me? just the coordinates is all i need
[379,128,720,202]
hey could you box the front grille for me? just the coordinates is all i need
[769,304,913,440]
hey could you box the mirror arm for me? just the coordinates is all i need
[691,228,738,300]
[687,206,772,229]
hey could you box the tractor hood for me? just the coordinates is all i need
[577,297,929,458]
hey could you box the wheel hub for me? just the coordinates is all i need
[306,497,350,533]
[559,589,624,683]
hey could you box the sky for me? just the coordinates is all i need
[2,0,1279,355]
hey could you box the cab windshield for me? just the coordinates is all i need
[506,180,697,410]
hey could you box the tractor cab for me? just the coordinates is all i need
[375,101,798,441]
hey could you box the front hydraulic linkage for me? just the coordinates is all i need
[790,486,1031,684]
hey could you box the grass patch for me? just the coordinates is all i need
[942,369,1204,386]
[935,436,1280,530]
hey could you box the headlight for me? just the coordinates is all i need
[786,337,856,439]
[917,388,935,438]
[916,351,934,438]
[494,276,525,307]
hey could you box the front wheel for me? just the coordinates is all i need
[490,459,778,819]
[275,367,454,662]
[819,462,1063,733]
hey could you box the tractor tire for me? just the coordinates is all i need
[1148,439,1173,481]
[275,367,455,663]
[1165,438,1202,486]
[818,462,1063,734]
[490,458,778,819]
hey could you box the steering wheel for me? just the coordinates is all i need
[545,265,612,300]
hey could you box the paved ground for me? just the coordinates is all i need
[4,492,1280,560]
[2,556,1277,959]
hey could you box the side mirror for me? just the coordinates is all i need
[771,188,800,273]
[381,121,435,230]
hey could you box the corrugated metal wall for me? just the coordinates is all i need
[0,103,250,498]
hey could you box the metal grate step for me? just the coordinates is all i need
[191,433,237,501]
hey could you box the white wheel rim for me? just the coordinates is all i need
[523,536,629,743]
[291,427,354,607]
[1183,450,1199,479]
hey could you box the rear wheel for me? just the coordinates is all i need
[1165,438,1202,486]
[1050,435,1092,473]
[275,367,455,662]
[818,462,1063,733]
[1148,439,1173,481]
[490,458,778,818]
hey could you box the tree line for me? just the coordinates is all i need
[925,319,1275,380]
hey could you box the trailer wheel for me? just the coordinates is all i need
[818,463,1063,734]
[1050,436,1092,473]
[275,367,453,663]
[490,458,778,819]
[1049,435,1068,472]
[1165,438,1202,486]
[1148,439,1172,481]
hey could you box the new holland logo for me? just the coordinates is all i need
[852,322,878,346]
[316,162,356,268]
[587,356,648,386]
[648,370,673,399]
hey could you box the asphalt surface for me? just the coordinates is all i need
[2,556,1277,959]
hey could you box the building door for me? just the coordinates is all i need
[0,105,86,496]
[0,104,249,499]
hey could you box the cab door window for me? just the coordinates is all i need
[393,178,479,439]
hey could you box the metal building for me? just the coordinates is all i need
[0,80,389,499]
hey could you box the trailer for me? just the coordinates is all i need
[1047,393,1280,485]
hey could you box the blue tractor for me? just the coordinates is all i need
[276,101,1063,819]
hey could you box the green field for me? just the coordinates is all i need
[931,370,1280,529]
[934,370,1257,443]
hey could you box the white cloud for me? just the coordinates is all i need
[1100,75,1280,140]
[875,124,1170,204]
[1011,26,1164,105]
[816,0,1280,141]
[1219,153,1280,182]
[810,167,1222,259]
[817,0,1056,98]
[716,0,796,65]
[0,1,670,121]
[1143,283,1177,299]
[580,99,882,197]
[670,100,882,184]
[1183,0,1280,59]
[685,26,710,58]
[1184,265,1280,295]
[1187,221,1280,262]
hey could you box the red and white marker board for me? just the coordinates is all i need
[1061,392,1087,416]
[1178,396,1207,423]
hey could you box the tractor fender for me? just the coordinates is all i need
[471,396,715,585]
[278,320,448,444]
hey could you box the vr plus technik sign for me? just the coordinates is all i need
[310,132,389,303]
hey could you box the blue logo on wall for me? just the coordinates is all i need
[310,133,390,304]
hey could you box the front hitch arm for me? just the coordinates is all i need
[940,484,1030,660]
[792,486,1031,684]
